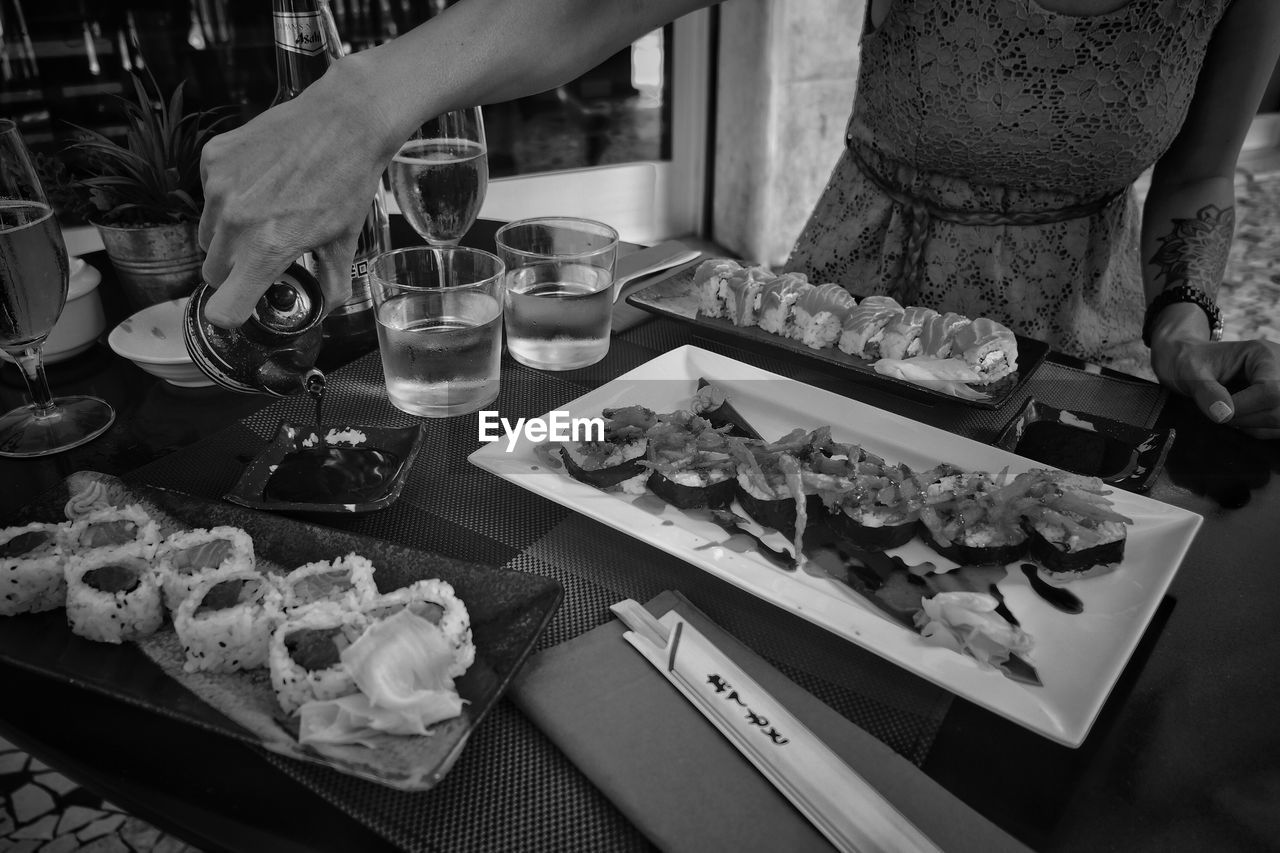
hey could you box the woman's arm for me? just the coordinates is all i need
[198,0,715,328]
[1141,0,1280,436]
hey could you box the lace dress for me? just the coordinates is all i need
[785,0,1232,370]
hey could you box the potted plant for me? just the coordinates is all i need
[67,73,230,309]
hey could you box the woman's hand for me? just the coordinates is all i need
[1150,333,1280,440]
[198,55,398,328]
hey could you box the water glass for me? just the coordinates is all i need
[494,217,618,371]
[369,246,505,417]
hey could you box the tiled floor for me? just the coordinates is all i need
[3,151,1278,853]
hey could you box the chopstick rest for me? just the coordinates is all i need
[610,600,941,853]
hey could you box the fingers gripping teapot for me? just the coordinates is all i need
[183,263,326,397]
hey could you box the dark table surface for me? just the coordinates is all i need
[4,220,1280,853]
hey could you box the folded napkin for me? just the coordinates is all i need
[509,591,1031,853]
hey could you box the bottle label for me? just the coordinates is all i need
[273,11,326,57]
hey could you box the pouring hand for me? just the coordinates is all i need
[198,57,396,328]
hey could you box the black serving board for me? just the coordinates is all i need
[0,472,563,791]
[627,267,1050,410]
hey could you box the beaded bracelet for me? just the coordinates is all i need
[1142,284,1224,347]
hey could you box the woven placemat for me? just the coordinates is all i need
[128,317,1164,852]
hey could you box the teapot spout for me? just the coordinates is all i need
[256,353,324,397]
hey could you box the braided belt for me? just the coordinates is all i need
[847,143,1123,305]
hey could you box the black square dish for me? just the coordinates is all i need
[225,421,424,513]
[994,398,1175,493]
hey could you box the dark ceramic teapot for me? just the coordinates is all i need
[183,263,326,396]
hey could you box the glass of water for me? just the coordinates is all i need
[369,246,505,417]
[494,217,619,371]
[390,107,488,247]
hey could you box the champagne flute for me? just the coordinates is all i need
[0,119,114,457]
[389,107,488,247]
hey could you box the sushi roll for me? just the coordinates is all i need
[756,274,813,337]
[723,266,773,327]
[362,578,475,679]
[560,405,658,492]
[879,306,940,360]
[64,542,164,644]
[154,526,256,614]
[837,295,904,359]
[824,462,925,552]
[1,522,69,616]
[952,318,1019,384]
[692,258,742,319]
[280,553,380,613]
[691,381,763,440]
[64,504,160,555]
[174,570,284,673]
[792,284,857,349]
[642,412,738,509]
[269,604,370,715]
[917,466,1028,565]
[729,430,827,537]
[917,312,971,360]
[1011,470,1132,574]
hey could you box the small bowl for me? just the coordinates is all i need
[994,398,1175,493]
[224,421,424,514]
[107,296,214,387]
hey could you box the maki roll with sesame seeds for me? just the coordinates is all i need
[154,526,256,614]
[64,504,160,557]
[792,284,857,349]
[280,553,380,614]
[642,411,738,509]
[269,604,371,715]
[560,405,658,492]
[174,570,284,673]
[692,258,742,319]
[64,542,164,644]
[1,522,69,616]
[917,466,1029,566]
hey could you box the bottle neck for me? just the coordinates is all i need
[272,0,331,102]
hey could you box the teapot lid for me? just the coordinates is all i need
[252,270,320,336]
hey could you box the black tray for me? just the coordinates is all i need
[627,267,1050,410]
[0,472,563,791]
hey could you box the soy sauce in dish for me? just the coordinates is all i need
[1016,420,1134,478]
[264,446,402,504]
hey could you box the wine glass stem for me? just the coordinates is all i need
[12,345,57,417]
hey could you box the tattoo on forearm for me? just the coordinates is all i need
[1149,204,1235,292]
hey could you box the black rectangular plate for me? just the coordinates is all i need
[627,267,1050,410]
[0,474,563,790]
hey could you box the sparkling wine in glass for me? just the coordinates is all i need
[389,107,488,246]
[0,119,114,457]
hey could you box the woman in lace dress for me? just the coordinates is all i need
[195,0,1280,436]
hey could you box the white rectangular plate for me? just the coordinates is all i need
[470,346,1202,746]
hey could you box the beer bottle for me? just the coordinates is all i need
[271,0,390,362]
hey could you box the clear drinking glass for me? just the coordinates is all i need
[495,217,618,371]
[369,246,505,417]
[389,107,488,247]
[0,120,115,457]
